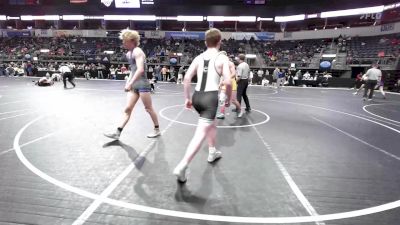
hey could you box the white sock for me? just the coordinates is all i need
[209,147,216,154]
[176,161,188,170]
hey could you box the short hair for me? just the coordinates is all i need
[119,28,140,46]
[238,54,246,61]
[205,28,222,48]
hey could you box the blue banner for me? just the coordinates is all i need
[232,32,275,40]
[165,31,205,40]
[381,23,395,32]
[255,32,275,40]
[2,30,32,37]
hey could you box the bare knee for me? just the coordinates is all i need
[145,106,153,114]
[124,107,133,115]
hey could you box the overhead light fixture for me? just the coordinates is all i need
[156,16,178,20]
[321,5,384,18]
[104,50,115,54]
[177,16,204,22]
[384,4,396,10]
[0,15,6,20]
[20,15,33,21]
[7,16,19,20]
[103,15,127,20]
[275,14,305,22]
[40,15,60,20]
[257,17,274,21]
[237,16,257,22]
[207,16,226,22]
[62,15,85,20]
[130,15,157,21]
[103,15,156,21]
[206,16,256,22]
[84,16,105,20]
[307,14,318,19]
[21,15,60,21]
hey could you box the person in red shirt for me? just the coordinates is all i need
[352,72,363,89]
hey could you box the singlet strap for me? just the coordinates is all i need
[200,59,210,92]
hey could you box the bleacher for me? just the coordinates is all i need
[0,34,398,70]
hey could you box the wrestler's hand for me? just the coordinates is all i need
[124,83,132,92]
[185,99,192,109]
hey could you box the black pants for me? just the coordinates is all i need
[237,79,251,110]
[63,72,75,88]
[363,80,377,99]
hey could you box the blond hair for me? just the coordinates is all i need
[205,28,221,48]
[119,28,140,46]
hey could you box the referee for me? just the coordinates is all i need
[236,54,251,112]
[59,63,76,89]
[363,64,381,101]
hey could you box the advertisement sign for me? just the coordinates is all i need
[255,32,275,40]
[35,29,53,37]
[381,23,395,32]
[232,32,275,40]
[2,30,32,37]
[165,31,205,40]
[115,0,140,8]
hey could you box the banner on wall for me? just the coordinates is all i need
[35,29,53,37]
[145,30,164,39]
[232,32,275,40]
[2,30,32,37]
[283,32,292,38]
[34,29,107,37]
[165,31,205,40]
[381,23,395,32]
[54,30,83,37]
[255,32,275,40]
[85,30,107,37]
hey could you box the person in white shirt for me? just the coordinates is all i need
[109,65,116,79]
[303,71,311,80]
[272,68,279,87]
[236,54,251,112]
[363,64,381,101]
[59,63,75,89]
[375,72,386,99]
[249,70,254,85]
[173,28,232,183]
[257,68,264,85]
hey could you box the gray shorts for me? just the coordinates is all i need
[132,78,151,93]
